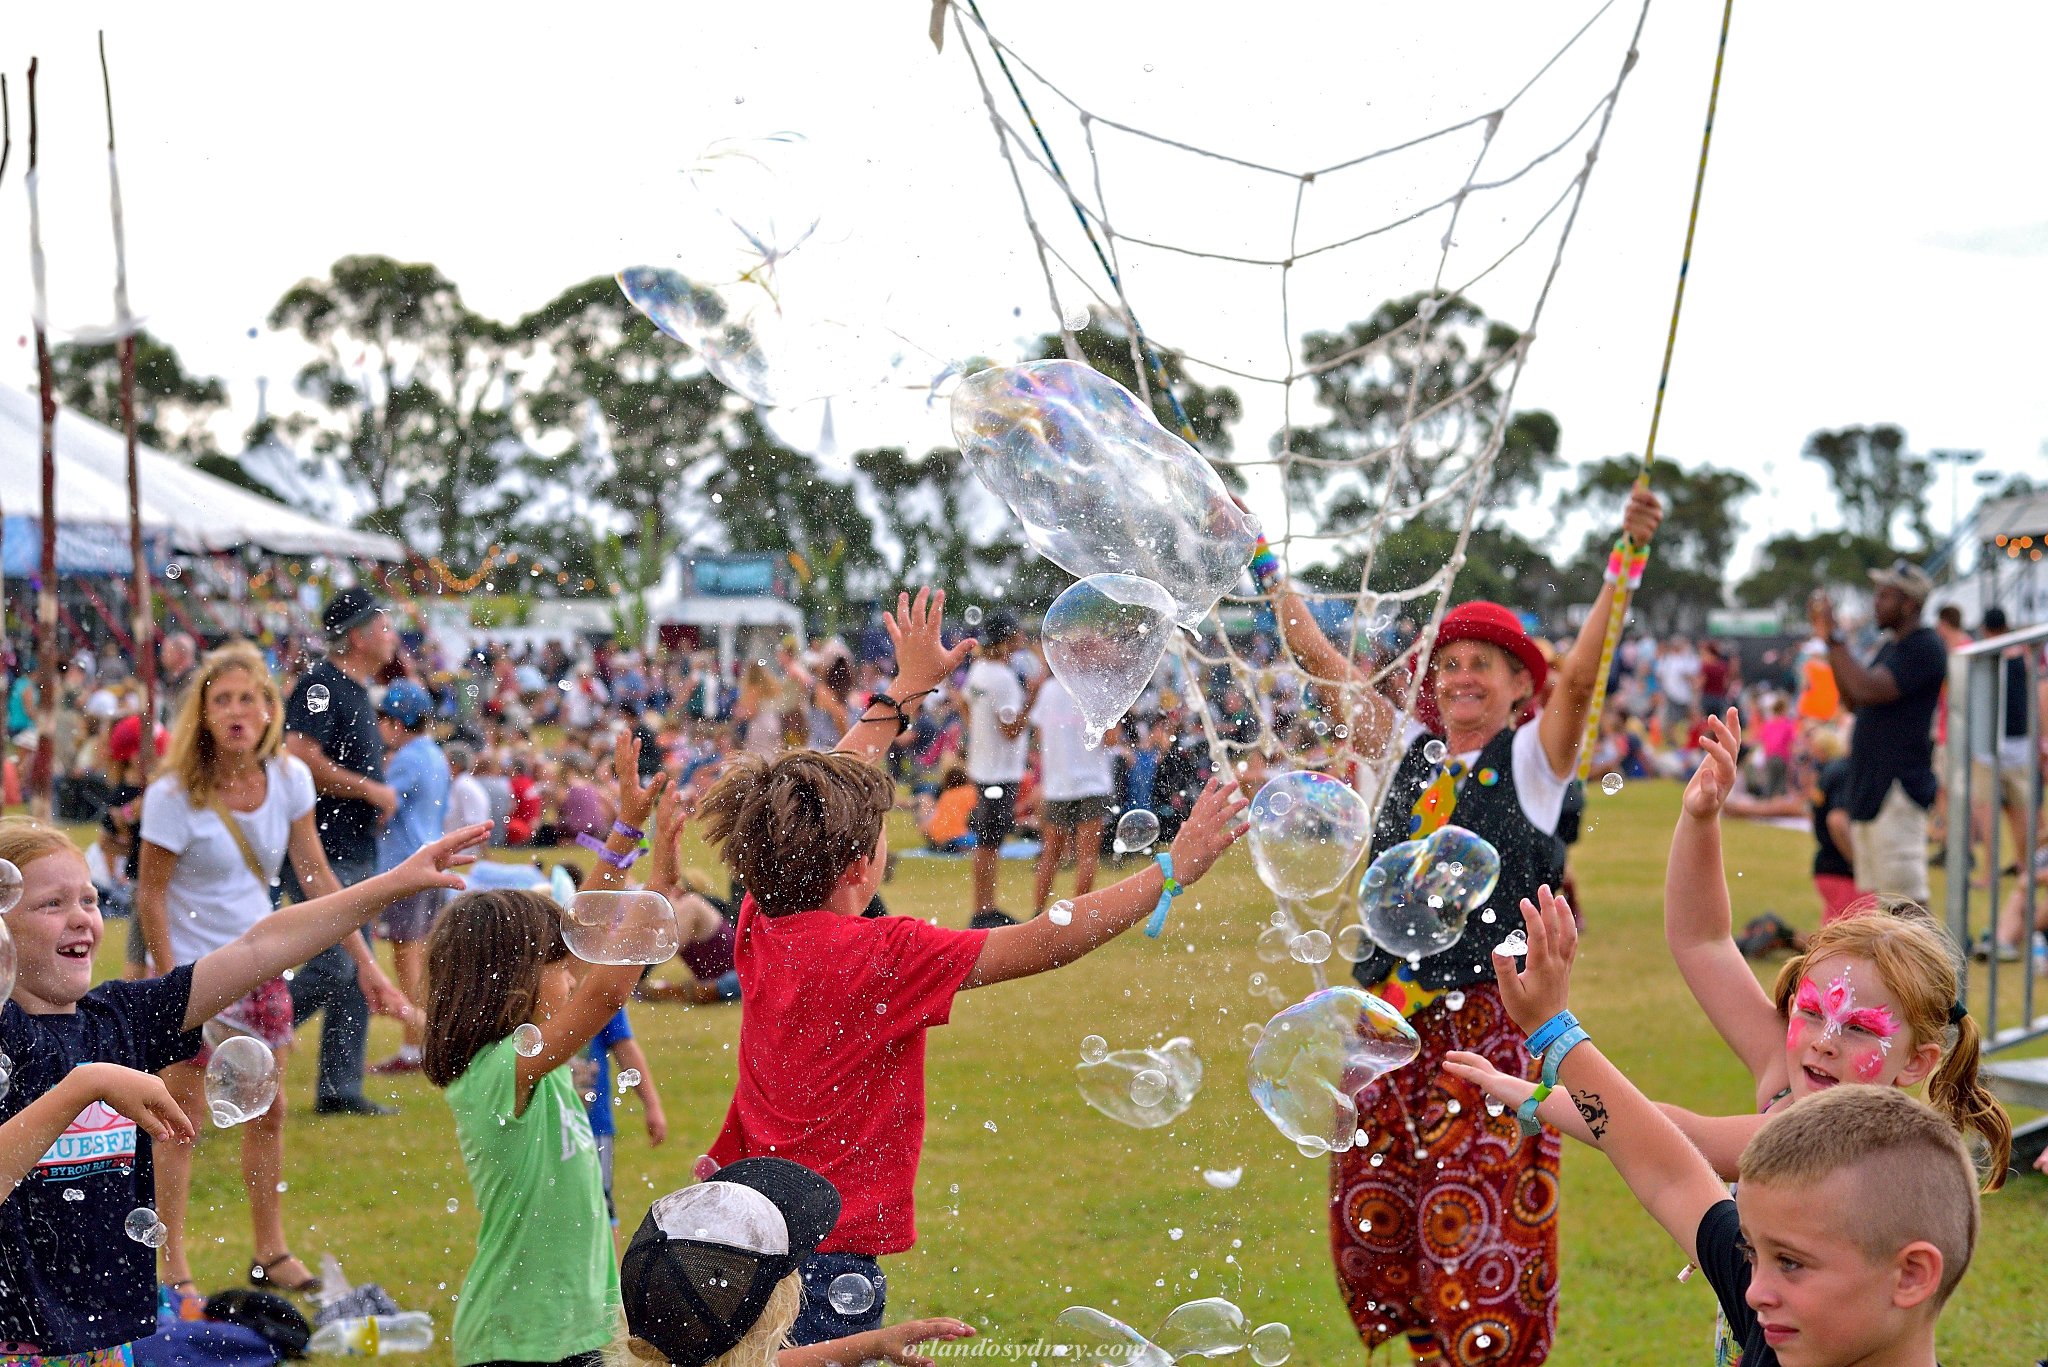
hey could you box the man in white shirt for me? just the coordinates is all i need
[1028,675,1114,918]
[1655,636,1701,731]
[444,741,493,833]
[962,611,1038,928]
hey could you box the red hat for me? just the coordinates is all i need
[107,714,169,766]
[1414,601,1549,732]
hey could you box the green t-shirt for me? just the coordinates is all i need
[445,1033,619,1366]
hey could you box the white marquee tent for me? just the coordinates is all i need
[0,383,403,572]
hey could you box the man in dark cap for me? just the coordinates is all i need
[282,587,411,1115]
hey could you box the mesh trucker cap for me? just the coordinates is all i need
[620,1158,841,1367]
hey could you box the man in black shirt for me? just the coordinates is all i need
[1809,562,1944,904]
[283,588,409,1116]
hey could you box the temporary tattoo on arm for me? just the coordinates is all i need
[1572,1090,1610,1140]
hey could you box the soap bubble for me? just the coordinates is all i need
[1249,1322,1293,1366]
[0,915,14,1002]
[446,1198,460,1214]
[950,360,1260,625]
[0,857,21,915]
[512,1023,544,1057]
[1061,301,1092,332]
[1359,826,1500,959]
[0,1053,11,1102]
[1246,772,1372,900]
[1054,1307,1175,1367]
[1288,930,1332,964]
[984,786,1005,800]
[63,1187,83,1202]
[305,684,330,714]
[1130,1069,1172,1108]
[204,1035,279,1128]
[1048,899,1074,926]
[1247,988,1421,1152]
[963,605,984,626]
[562,891,681,966]
[1254,925,1293,963]
[1045,576,1178,745]
[1113,807,1162,855]
[1240,1023,1264,1047]
[1444,990,1467,1012]
[1202,1166,1243,1190]
[1334,924,1370,962]
[1154,1298,1250,1359]
[124,1207,167,1248]
[1495,929,1529,957]
[617,1069,641,1088]
[1079,1034,1109,1065]
[1421,738,1448,765]
[1077,1037,1202,1128]
[1600,771,1625,796]
[684,133,829,278]
[826,1271,876,1316]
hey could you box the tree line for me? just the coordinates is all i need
[48,256,2026,633]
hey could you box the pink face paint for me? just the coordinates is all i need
[1792,966,1902,1079]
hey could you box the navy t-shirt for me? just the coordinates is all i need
[284,661,385,869]
[1696,1200,1774,1367]
[0,966,202,1354]
[1843,626,1945,820]
[1810,758,1854,880]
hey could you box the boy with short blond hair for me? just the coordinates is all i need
[694,589,1249,1348]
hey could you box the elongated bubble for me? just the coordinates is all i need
[563,891,681,966]
[1044,576,1177,743]
[1076,1037,1202,1129]
[950,360,1258,625]
[1247,988,1420,1152]
[1154,1298,1250,1360]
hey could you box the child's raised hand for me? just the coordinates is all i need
[74,1062,195,1146]
[1681,709,1742,820]
[1441,1050,1538,1114]
[1167,777,1252,885]
[884,588,976,695]
[1492,884,1579,1037]
[647,783,686,894]
[870,1317,976,1367]
[394,822,491,892]
[612,731,670,830]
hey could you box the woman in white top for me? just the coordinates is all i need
[136,642,405,1300]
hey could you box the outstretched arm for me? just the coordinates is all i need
[185,825,489,1030]
[1665,711,1785,1087]
[0,1065,193,1199]
[1493,887,1730,1262]
[779,1317,975,1367]
[836,589,976,765]
[1537,488,1663,777]
[1263,571,1396,760]
[965,779,1248,988]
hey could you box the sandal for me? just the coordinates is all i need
[249,1253,323,1295]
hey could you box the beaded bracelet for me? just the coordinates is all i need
[1248,536,1282,590]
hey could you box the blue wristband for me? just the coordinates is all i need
[1524,1009,1580,1059]
[1143,852,1182,939]
[1539,1024,1590,1090]
[1514,1082,1554,1138]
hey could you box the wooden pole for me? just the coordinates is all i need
[100,34,157,768]
[0,75,14,806]
[28,59,59,820]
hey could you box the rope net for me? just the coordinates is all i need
[949,0,1654,830]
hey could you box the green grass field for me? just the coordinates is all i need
[121,781,2045,1364]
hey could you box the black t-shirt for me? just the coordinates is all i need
[0,967,203,1354]
[1844,626,1946,820]
[284,661,385,868]
[1697,1200,1775,1367]
[1811,757,1853,879]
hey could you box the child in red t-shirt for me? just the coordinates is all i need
[693,589,1250,1347]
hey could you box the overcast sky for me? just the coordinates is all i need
[2,2,2041,578]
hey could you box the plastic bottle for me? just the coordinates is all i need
[308,1313,435,1355]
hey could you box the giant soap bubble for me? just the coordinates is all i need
[1043,575,1177,744]
[1247,987,1420,1153]
[0,857,22,914]
[950,360,1259,625]
[205,1036,280,1128]
[1246,772,1372,901]
[1076,1036,1202,1129]
[563,891,681,966]
[1054,1307,1174,1367]
[1358,825,1501,959]
[1153,1298,1251,1360]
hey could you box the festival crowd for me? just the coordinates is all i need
[0,531,2039,1367]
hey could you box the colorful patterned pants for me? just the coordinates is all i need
[1330,984,1562,1366]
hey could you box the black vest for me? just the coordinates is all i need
[1349,726,1567,993]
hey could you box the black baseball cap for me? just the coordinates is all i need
[977,609,1022,644]
[621,1159,841,1367]
[322,587,384,641]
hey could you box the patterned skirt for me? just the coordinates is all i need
[1330,983,1562,1365]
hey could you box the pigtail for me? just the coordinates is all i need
[1925,1011,2013,1191]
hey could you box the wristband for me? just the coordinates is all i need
[611,819,645,842]
[1524,1009,1580,1059]
[1602,541,1650,590]
[1539,1024,1590,1089]
[1143,851,1183,939]
[576,832,643,871]
[1514,1082,1553,1138]
[1248,536,1282,591]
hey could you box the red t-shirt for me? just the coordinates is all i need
[708,896,988,1255]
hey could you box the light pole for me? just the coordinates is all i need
[1930,448,1985,544]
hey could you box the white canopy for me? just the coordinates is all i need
[0,383,404,562]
